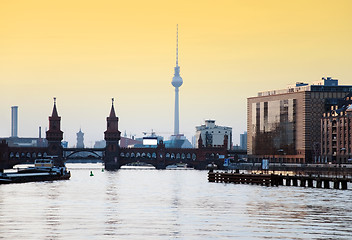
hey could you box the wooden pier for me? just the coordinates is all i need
[208,171,351,190]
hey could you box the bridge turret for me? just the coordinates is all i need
[223,135,228,149]
[46,97,64,165]
[104,98,121,170]
[198,134,203,148]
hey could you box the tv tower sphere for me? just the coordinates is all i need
[172,66,183,87]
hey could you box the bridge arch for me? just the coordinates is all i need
[64,149,103,159]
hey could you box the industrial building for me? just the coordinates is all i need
[2,106,47,147]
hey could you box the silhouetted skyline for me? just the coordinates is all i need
[1,0,352,146]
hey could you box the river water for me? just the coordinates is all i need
[1,163,352,240]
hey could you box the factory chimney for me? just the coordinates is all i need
[11,106,18,138]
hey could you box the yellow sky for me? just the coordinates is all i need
[1,0,352,146]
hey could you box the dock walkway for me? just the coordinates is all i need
[208,171,351,190]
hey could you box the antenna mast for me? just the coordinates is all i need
[176,24,178,67]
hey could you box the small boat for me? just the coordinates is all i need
[166,163,193,170]
[0,159,70,184]
[206,162,218,170]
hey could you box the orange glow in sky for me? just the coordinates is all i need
[1,0,352,146]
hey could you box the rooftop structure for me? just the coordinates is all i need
[258,77,345,97]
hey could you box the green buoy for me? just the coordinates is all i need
[90,171,94,176]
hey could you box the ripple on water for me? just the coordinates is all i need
[0,166,352,239]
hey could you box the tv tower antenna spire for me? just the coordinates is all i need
[176,24,179,67]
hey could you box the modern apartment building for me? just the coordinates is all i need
[240,131,247,150]
[247,77,352,164]
[321,93,352,164]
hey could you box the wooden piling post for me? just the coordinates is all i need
[279,174,283,185]
[307,178,313,188]
[300,178,306,187]
[316,179,322,188]
[324,180,330,189]
[333,180,340,189]
[286,177,291,186]
[341,180,348,190]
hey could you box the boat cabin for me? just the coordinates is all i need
[34,159,54,168]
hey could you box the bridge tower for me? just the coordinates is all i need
[104,98,121,170]
[46,98,64,165]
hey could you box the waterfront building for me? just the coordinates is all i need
[2,125,47,148]
[321,93,352,164]
[195,120,232,150]
[94,140,106,148]
[240,132,247,150]
[76,128,84,148]
[2,137,44,147]
[247,77,352,164]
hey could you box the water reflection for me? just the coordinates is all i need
[44,183,62,240]
[245,187,352,239]
[104,171,120,237]
[0,166,352,239]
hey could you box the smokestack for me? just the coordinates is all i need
[11,106,18,137]
[39,126,42,139]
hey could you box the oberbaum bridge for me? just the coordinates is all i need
[0,99,239,170]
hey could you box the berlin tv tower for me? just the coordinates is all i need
[171,24,183,135]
